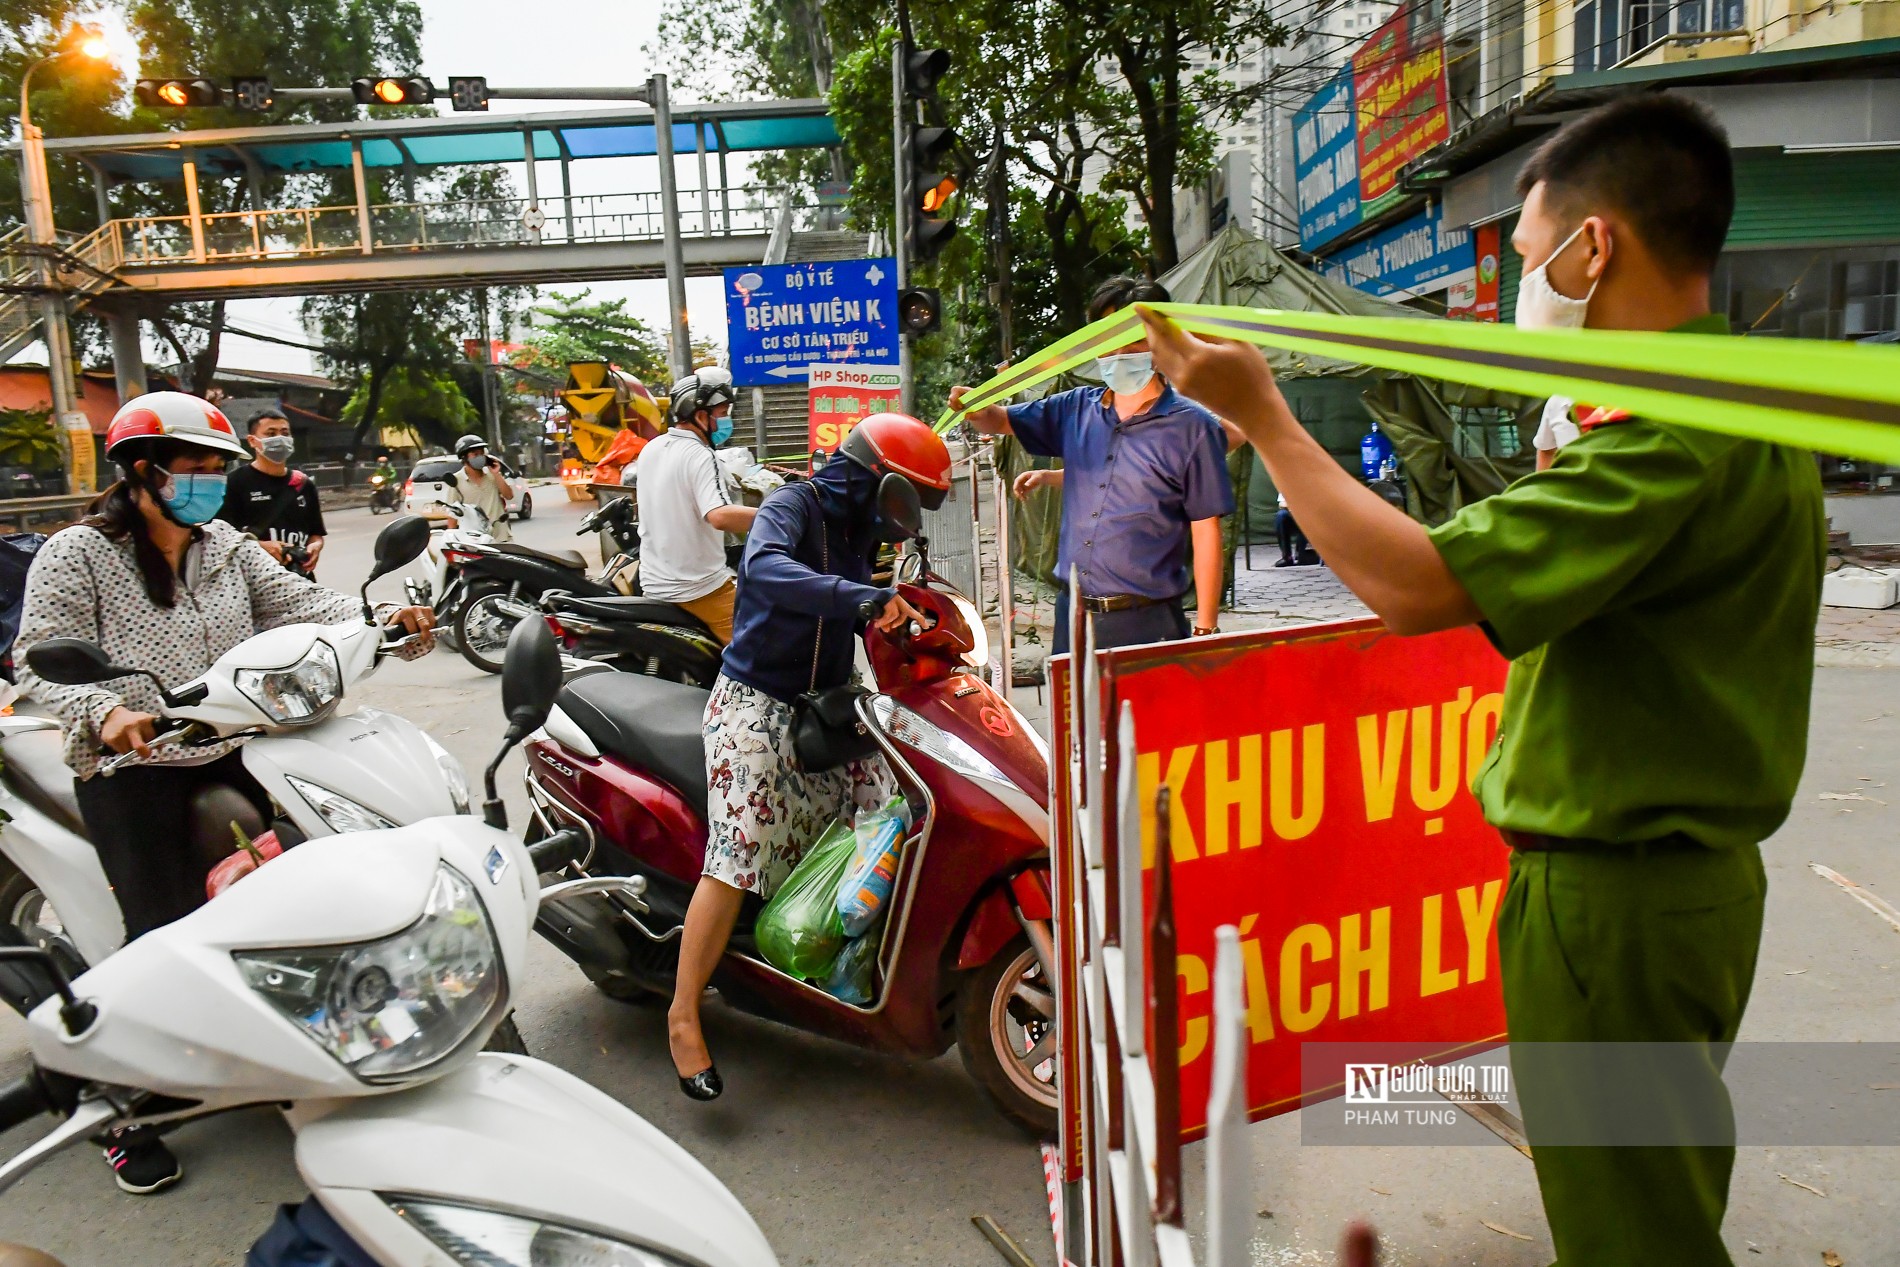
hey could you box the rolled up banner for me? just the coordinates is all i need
[938,302,1900,465]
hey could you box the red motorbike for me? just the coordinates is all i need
[522,551,1057,1130]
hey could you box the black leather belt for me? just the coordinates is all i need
[1501,829,1702,854]
[1082,593,1169,614]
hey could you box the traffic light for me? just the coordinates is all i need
[448,76,489,112]
[898,287,942,336]
[901,47,961,264]
[352,75,433,106]
[136,78,219,108]
[229,76,273,112]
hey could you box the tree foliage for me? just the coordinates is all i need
[0,406,63,470]
[522,290,669,388]
[341,364,480,451]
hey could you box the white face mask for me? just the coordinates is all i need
[1515,224,1599,331]
[1096,351,1155,395]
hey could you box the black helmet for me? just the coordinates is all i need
[454,434,487,458]
[669,368,735,425]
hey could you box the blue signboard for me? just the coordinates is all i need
[723,257,899,387]
[1317,201,1473,298]
[1294,68,1362,252]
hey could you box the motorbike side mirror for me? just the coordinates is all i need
[25,637,132,686]
[876,472,922,541]
[894,549,925,585]
[24,638,202,710]
[482,619,565,829]
[361,515,433,622]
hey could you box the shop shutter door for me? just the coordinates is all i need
[1497,214,1522,322]
[1729,150,1900,248]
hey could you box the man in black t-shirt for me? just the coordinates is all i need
[219,409,327,577]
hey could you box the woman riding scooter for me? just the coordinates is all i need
[668,413,948,1101]
[13,391,435,1195]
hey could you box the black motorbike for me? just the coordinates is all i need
[539,588,722,685]
[429,497,640,675]
[367,472,401,514]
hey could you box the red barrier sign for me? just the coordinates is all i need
[808,362,900,459]
[1053,619,1510,1141]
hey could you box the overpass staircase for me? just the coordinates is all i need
[0,222,127,364]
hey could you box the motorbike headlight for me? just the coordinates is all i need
[236,865,504,1082]
[286,775,399,834]
[387,1199,693,1267]
[948,591,990,671]
[870,695,1015,791]
[236,641,341,723]
[423,734,472,814]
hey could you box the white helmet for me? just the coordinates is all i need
[104,391,249,463]
[670,367,735,424]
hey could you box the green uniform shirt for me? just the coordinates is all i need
[1426,315,1824,850]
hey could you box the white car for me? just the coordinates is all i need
[404,455,533,522]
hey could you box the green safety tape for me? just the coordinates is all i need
[934,302,1900,465]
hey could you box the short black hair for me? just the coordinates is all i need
[1087,276,1170,323]
[1515,94,1732,277]
[247,409,289,434]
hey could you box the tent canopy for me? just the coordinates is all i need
[1157,221,1430,378]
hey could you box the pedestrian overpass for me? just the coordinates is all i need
[0,99,844,365]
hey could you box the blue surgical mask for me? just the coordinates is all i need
[1096,352,1155,395]
[158,471,227,526]
[710,414,734,446]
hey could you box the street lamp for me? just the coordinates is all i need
[19,26,112,495]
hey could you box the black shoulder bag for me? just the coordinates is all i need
[790,496,879,774]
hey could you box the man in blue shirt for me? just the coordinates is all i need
[951,277,1236,653]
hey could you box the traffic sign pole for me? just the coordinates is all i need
[891,37,912,415]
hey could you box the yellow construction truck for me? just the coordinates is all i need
[557,361,667,497]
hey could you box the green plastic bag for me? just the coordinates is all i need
[755,817,857,979]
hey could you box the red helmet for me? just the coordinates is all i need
[838,413,952,511]
[105,391,248,463]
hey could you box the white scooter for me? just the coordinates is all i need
[0,623,779,1267]
[402,498,500,652]
[0,517,470,991]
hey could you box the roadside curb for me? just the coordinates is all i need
[1816,642,1900,668]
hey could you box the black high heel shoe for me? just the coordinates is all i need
[678,1065,723,1101]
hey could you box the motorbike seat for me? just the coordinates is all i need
[556,674,711,818]
[492,541,589,571]
[0,726,82,837]
[548,593,712,634]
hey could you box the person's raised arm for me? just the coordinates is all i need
[948,385,1013,436]
[1138,307,1480,636]
[1191,518,1223,634]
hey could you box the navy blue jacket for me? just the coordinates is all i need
[721,461,892,703]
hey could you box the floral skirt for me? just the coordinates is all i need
[701,673,895,898]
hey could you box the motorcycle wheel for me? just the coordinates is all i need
[455,585,520,675]
[517,492,534,521]
[0,860,85,980]
[484,1015,529,1054]
[956,935,1060,1136]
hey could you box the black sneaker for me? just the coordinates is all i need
[103,1130,181,1195]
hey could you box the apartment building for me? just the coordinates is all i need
[1289,0,1900,338]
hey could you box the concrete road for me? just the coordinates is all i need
[2,492,1897,1264]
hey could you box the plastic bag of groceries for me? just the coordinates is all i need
[822,931,878,1005]
[755,817,858,979]
[835,796,909,937]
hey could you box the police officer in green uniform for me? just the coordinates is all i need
[1139,95,1823,1266]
